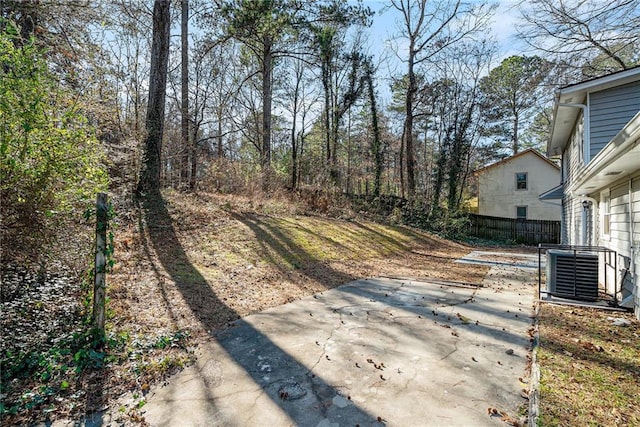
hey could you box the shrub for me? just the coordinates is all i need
[429,210,471,240]
[0,22,107,262]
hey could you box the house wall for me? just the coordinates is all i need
[589,81,640,159]
[557,74,640,319]
[561,115,585,244]
[585,172,640,316]
[479,152,561,221]
[562,112,639,306]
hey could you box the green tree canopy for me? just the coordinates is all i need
[479,55,550,155]
[0,21,107,258]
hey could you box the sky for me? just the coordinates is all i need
[356,0,530,102]
[363,0,527,58]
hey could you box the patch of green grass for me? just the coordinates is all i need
[188,213,436,274]
[537,304,640,426]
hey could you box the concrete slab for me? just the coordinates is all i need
[456,250,543,270]
[143,252,537,427]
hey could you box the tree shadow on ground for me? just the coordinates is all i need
[538,307,640,378]
[141,193,379,424]
[231,212,355,285]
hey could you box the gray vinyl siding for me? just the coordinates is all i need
[610,181,631,251]
[589,81,640,159]
[561,196,583,246]
[631,175,640,319]
[560,116,585,245]
[633,175,640,249]
[602,173,640,319]
[567,114,584,180]
[561,199,568,244]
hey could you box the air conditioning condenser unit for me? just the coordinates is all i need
[546,250,599,300]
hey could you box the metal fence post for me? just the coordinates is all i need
[93,192,108,332]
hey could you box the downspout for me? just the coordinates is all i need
[621,176,636,309]
[629,176,636,277]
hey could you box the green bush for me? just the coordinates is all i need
[0,21,107,259]
[430,211,471,240]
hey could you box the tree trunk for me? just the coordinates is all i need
[137,0,170,196]
[181,0,190,187]
[430,130,450,219]
[321,49,332,164]
[366,65,383,197]
[512,110,519,155]
[290,62,301,189]
[399,128,405,199]
[405,49,416,198]
[298,132,305,187]
[217,108,224,158]
[189,122,197,190]
[261,36,272,192]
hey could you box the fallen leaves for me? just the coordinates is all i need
[575,339,604,353]
[487,407,522,426]
[456,312,471,324]
[538,304,640,426]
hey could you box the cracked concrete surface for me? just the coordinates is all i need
[142,251,537,426]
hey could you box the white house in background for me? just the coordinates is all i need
[545,66,640,319]
[475,149,561,221]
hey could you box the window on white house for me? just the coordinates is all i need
[601,190,610,237]
[516,172,528,190]
[516,206,527,219]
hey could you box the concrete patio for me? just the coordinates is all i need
[140,251,538,426]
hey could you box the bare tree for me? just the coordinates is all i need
[181,0,191,188]
[364,59,383,197]
[280,57,319,189]
[104,2,153,136]
[517,0,640,76]
[217,0,305,191]
[317,33,369,186]
[390,0,493,198]
[137,0,170,195]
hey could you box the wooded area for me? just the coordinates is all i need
[2,0,639,235]
[1,0,639,423]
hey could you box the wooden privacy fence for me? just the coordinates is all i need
[468,214,560,244]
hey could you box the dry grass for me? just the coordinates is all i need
[537,304,640,426]
[110,190,487,340]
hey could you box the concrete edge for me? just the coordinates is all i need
[528,301,541,426]
[375,275,485,289]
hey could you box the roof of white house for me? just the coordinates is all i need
[474,148,559,175]
[548,66,640,157]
